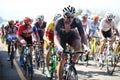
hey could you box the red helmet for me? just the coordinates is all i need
[23,17,32,24]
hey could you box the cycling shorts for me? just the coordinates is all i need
[102,29,112,38]
[60,31,80,50]
[22,36,32,44]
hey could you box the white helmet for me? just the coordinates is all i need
[36,15,44,21]
[81,12,89,18]
[63,5,76,15]
[105,12,115,19]
[54,14,61,21]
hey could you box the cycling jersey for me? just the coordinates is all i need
[54,17,85,49]
[34,21,47,40]
[5,25,18,41]
[15,23,22,28]
[90,21,100,37]
[18,25,38,44]
[99,18,117,31]
[81,19,91,35]
[18,25,38,37]
[45,21,54,42]
[55,18,84,37]
[5,25,18,35]
[44,21,54,48]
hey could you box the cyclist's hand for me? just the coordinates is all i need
[20,39,26,44]
[56,46,64,60]
[83,44,90,52]
[57,46,64,54]
[101,36,105,40]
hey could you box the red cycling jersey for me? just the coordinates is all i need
[18,25,33,37]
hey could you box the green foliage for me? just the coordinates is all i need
[75,9,83,16]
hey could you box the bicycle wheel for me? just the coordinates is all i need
[10,45,14,68]
[35,52,40,69]
[10,52,14,68]
[106,51,116,75]
[79,53,89,67]
[66,66,78,80]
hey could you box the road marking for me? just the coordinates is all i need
[0,41,26,80]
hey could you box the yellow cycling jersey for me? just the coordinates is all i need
[44,21,54,48]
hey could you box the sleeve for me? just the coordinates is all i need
[99,19,104,30]
[75,18,85,37]
[54,20,60,36]
[33,25,38,34]
[113,20,117,29]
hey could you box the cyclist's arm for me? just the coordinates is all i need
[54,20,63,49]
[17,25,27,44]
[75,18,87,45]
[99,19,105,39]
[113,21,119,37]
[33,26,40,42]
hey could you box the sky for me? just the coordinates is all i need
[0,0,120,23]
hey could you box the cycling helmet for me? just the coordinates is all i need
[105,12,115,19]
[53,14,61,21]
[23,17,32,24]
[20,20,23,24]
[81,12,88,18]
[63,5,76,15]
[36,15,44,21]
[93,15,99,20]
[8,20,14,25]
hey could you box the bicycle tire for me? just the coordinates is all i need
[106,52,116,75]
[63,66,78,80]
[10,45,15,68]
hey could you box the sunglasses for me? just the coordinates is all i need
[108,19,112,21]
[64,15,74,19]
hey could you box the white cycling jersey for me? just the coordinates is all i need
[99,18,117,31]
[81,18,91,35]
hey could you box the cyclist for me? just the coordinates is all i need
[5,20,18,61]
[54,5,87,80]
[43,14,61,77]
[99,12,119,64]
[17,17,39,66]
[1,24,5,43]
[80,12,91,37]
[34,15,47,41]
[89,15,100,38]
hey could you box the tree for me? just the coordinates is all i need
[75,9,83,16]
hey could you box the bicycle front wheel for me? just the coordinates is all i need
[66,66,78,80]
[106,53,116,75]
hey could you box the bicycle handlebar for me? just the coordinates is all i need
[64,50,85,54]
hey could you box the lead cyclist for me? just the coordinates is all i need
[54,5,88,80]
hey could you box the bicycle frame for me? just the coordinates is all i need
[48,43,57,79]
[62,44,85,80]
[10,39,16,68]
[22,44,33,79]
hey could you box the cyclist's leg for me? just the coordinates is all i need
[45,45,51,77]
[57,53,66,80]
[56,40,66,80]
[114,43,119,55]
[26,36,33,66]
[7,41,11,60]
[70,39,82,62]
[68,31,82,63]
